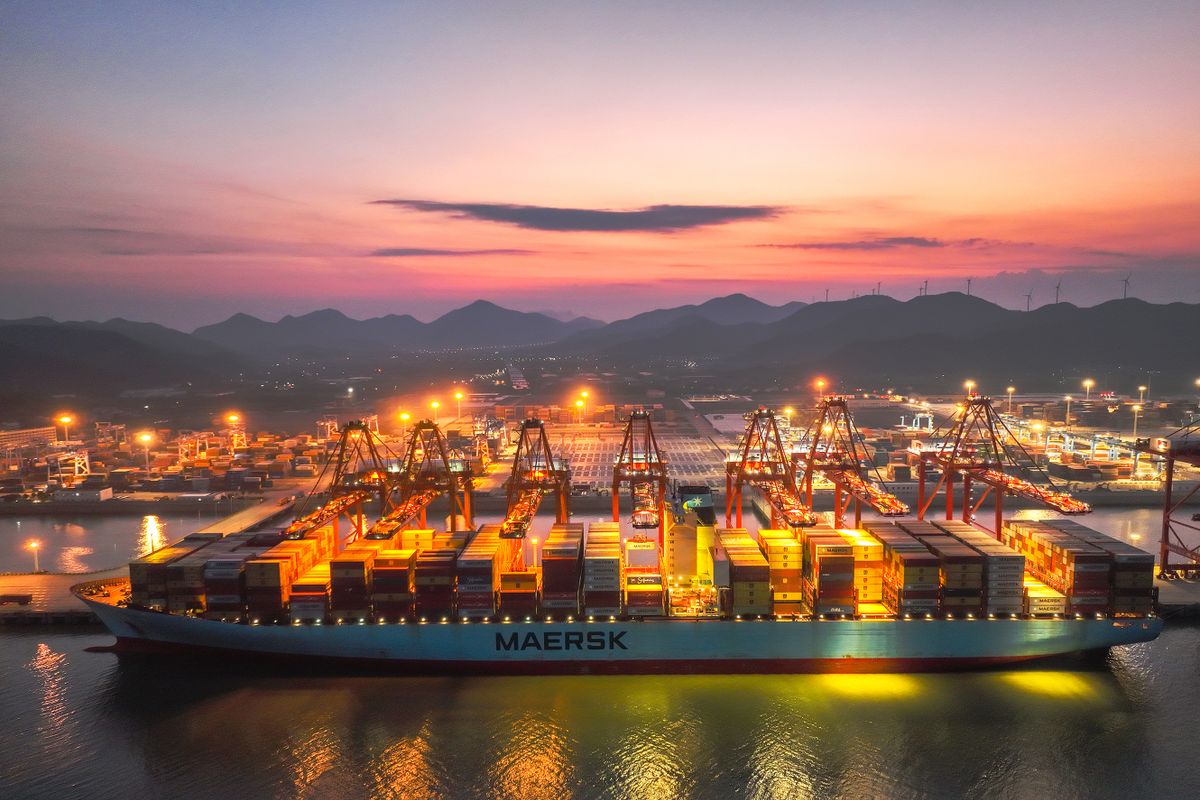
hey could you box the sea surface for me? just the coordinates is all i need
[1,508,1196,798]
[0,512,224,574]
[0,625,1197,799]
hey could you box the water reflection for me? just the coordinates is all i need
[27,642,70,734]
[80,649,1161,800]
[58,545,94,573]
[137,515,164,557]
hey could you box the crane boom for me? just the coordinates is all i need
[726,408,817,529]
[612,410,670,539]
[500,419,570,539]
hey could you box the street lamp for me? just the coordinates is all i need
[1006,386,1015,413]
[1064,396,1072,429]
[1132,404,1142,440]
[454,391,464,420]
[430,401,440,424]
[964,380,976,397]
[815,378,826,400]
[575,399,584,423]
[1082,378,1095,401]
[56,414,73,442]
[1137,385,1147,403]
[138,432,154,470]
[784,406,794,428]
[580,389,589,418]
[1031,422,1044,444]
[27,540,41,573]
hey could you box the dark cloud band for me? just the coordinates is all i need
[371,199,781,232]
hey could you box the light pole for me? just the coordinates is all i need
[575,399,584,424]
[431,401,440,425]
[580,390,589,418]
[1138,385,1147,403]
[816,378,826,401]
[57,414,73,443]
[1083,378,1095,401]
[784,406,794,429]
[964,380,976,397]
[1006,386,1015,413]
[28,540,40,573]
[1132,404,1142,441]
[138,432,154,470]
[454,391,464,421]
[1064,396,1073,429]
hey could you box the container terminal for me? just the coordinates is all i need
[70,394,1177,672]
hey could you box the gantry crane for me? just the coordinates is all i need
[612,410,670,539]
[500,418,570,539]
[1136,421,1200,576]
[795,397,910,527]
[913,394,1090,533]
[726,407,818,529]
[286,420,396,544]
[379,419,473,531]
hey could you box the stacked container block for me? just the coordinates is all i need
[718,528,772,616]
[541,523,584,616]
[584,522,622,616]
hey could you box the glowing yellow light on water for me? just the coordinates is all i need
[1001,671,1098,699]
[812,673,922,699]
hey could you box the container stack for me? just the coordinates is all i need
[583,523,622,616]
[202,552,255,620]
[1001,520,1116,615]
[244,556,293,622]
[623,535,664,616]
[865,523,940,617]
[665,518,697,578]
[933,521,1025,616]
[456,525,504,619]
[413,548,457,619]
[328,548,375,621]
[1039,519,1155,616]
[371,548,417,619]
[801,530,855,616]
[759,529,804,615]
[164,548,217,613]
[129,541,211,610]
[289,564,331,623]
[926,541,984,616]
[541,523,584,616]
[399,528,436,553]
[836,529,885,604]
[718,529,772,616]
[1023,576,1067,616]
[498,570,540,618]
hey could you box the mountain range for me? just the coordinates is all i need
[2,293,1197,395]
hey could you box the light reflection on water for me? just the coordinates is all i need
[1,630,1196,800]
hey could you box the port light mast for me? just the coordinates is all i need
[795,397,909,527]
[1136,421,1200,576]
[383,419,473,531]
[913,394,1090,534]
[287,420,397,544]
[612,410,670,541]
[500,418,571,539]
[726,407,817,529]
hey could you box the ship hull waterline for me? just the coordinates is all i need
[80,597,1163,675]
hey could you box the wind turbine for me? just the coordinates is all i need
[1024,290,1033,312]
[1121,274,1131,300]
[966,278,973,297]
[1054,278,1063,305]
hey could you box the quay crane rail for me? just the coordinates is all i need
[500,418,570,539]
[287,420,397,544]
[1136,421,1200,576]
[795,397,909,527]
[379,418,473,531]
[612,410,670,540]
[726,407,818,529]
[912,394,1090,533]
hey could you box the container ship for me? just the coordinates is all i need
[75,407,1163,673]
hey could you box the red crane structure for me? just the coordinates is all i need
[381,418,473,531]
[795,397,910,528]
[1136,421,1200,576]
[612,410,670,540]
[286,419,396,544]
[913,394,1090,533]
[500,418,570,539]
[726,407,818,529]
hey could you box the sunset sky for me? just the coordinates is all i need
[2,1,1198,328]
